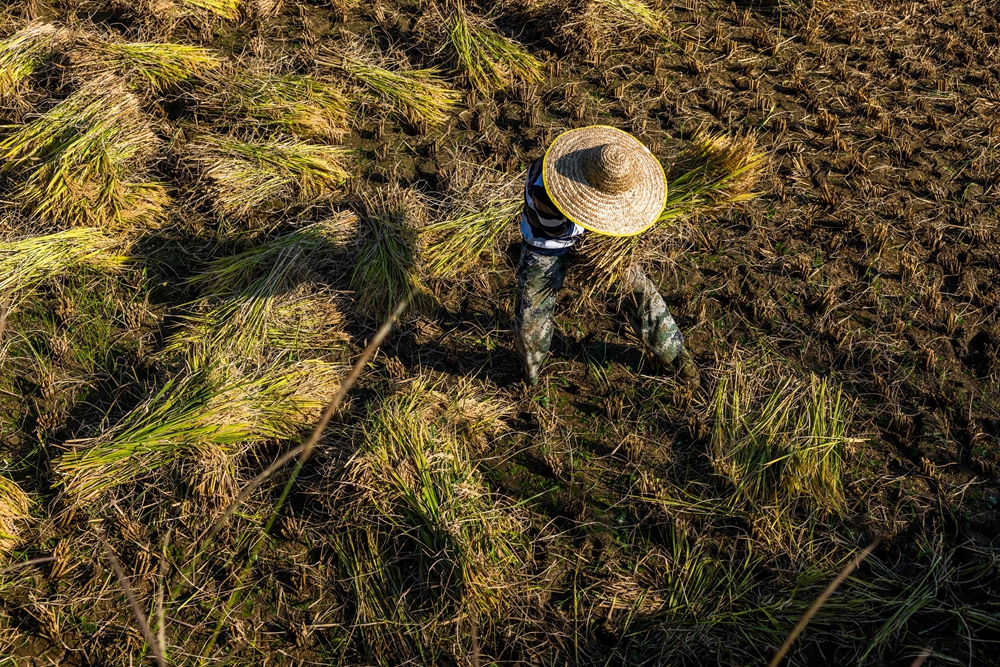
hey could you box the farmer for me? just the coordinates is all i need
[514,124,700,388]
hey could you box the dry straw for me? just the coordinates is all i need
[180,0,241,19]
[182,133,349,221]
[0,475,31,552]
[0,22,67,112]
[0,76,167,228]
[443,3,543,93]
[561,0,670,57]
[316,44,460,125]
[198,68,351,143]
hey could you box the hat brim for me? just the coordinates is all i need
[542,125,667,237]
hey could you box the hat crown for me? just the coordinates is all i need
[584,143,637,194]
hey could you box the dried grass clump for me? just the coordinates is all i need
[442,3,543,93]
[420,163,522,279]
[317,43,460,125]
[350,187,430,319]
[0,229,126,311]
[180,0,241,19]
[0,475,31,552]
[182,133,349,221]
[562,0,670,56]
[578,130,767,289]
[710,350,851,535]
[198,69,351,143]
[71,39,223,92]
[327,380,526,660]
[0,22,67,112]
[0,77,167,229]
[53,358,343,505]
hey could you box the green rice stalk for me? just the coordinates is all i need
[187,214,356,295]
[199,70,351,143]
[73,40,223,92]
[0,77,167,228]
[329,381,523,659]
[0,229,126,310]
[0,475,31,552]
[445,4,543,93]
[184,134,349,220]
[181,0,241,19]
[351,187,429,319]
[420,198,520,278]
[709,350,848,522]
[0,22,66,108]
[54,359,343,504]
[318,49,460,125]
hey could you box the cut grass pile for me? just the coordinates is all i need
[0,475,31,552]
[180,0,242,19]
[0,22,66,111]
[0,229,126,311]
[350,186,429,319]
[442,3,544,93]
[71,39,223,92]
[53,358,343,506]
[317,45,460,125]
[182,133,350,221]
[566,0,671,56]
[327,380,525,661]
[0,77,167,228]
[198,70,351,143]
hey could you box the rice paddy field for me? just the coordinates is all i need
[1,0,1000,665]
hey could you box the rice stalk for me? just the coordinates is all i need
[53,359,343,505]
[0,77,167,228]
[182,134,349,221]
[0,229,126,310]
[350,187,429,319]
[199,70,351,143]
[180,0,241,19]
[72,40,223,92]
[327,380,525,660]
[594,0,670,38]
[420,198,520,278]
[0,475,31,552]
[187,214,355,295]
[577,130,767,288]
[0,22,66,110]
[709,350,849,524]
[444,4,543,93]
[317,48,460,125]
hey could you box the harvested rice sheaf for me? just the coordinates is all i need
[54,359,344,505]
[317,44,460,125]
[0,229,126,311]
[183,133,350,221]
[0,22,67,112]
[0,475,31,552]
[443,4,543,93]
[0,77,168,228]
[198,70,351,143]
[562,0,671,55]
[71,39,223,92]
[328,381,526,659]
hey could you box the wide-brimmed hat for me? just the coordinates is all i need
[542,125,666,237]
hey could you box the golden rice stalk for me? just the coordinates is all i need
[317,47,460,125]
[596,0,670,37]
[53,358,343,504]
[0,22,67,111]
[578,131,767,288]
[180,0,241,19]
[351,186,430,319]
[561,0,669,57]
[420,198,521,279]
[0,77,167,229]
[199,69,351,143]
[187,214,356,295]
[444,4,543,93]
[72,40,223,92]
[183,133,350,220]
[0,229,127,310]
[0,475,31,552]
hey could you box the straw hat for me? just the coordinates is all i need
[542,125,666,237]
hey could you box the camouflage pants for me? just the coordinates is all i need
[513,242,684,378]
